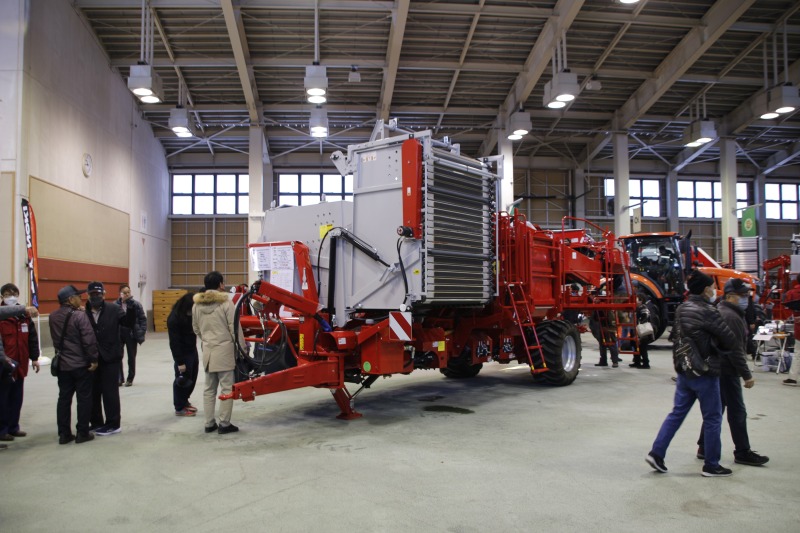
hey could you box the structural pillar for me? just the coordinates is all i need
[666,170,679,232]
[248,126,271,285]
[719,138,738,264]
[498,135,515,212]
[753,172,766,258]
[573,168,586,220]
[612,132,631,236]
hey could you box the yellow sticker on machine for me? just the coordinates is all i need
[299,334,305,351]
[437,341,445,352]
[319,224,333,239]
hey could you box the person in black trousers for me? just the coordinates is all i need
[167,292,199,416]
[85,282,125,436]
[116,284,147,386]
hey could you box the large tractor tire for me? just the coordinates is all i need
[531,320,581,386]
[440,347,483,379]
[638,289,667,341]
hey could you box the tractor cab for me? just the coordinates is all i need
[621,233,686,301]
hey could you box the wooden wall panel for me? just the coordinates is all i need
[37,258,128,314]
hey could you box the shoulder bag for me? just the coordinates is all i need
[672,306,710,378]
[51,310,74,377]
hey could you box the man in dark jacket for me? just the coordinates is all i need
[116,284,147,387]
[646,270,738,477]
[85,282,125,436]
[696,278,768,466]
[50,285,98,444]
[0,302,37,450]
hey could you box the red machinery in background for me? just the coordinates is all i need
[222,127,635,419]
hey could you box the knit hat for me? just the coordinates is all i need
[686,271,714,295]
[723,278,751,296]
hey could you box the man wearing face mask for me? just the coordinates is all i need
[0,283,41,443]
[116,284,146,387]
[647,270,738,477]
[85,282,125,436]
[695,278,768,467]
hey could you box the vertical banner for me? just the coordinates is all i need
[21,199,40,308]
[741,206,757,237]
[631,207,642,233]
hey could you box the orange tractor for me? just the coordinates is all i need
[223,129,635,419]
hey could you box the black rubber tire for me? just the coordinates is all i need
[440,348,483,379]
[638,288,667,341]
[530,320,581,386]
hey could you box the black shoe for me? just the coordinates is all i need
[612,362,619,368]
[702,464,732,477]
[646,453,667,473]
[204,422,218,434]
[89,423,106,432]
[641,364,651,369]
[124,381,133,387]
[75,432,95,444]
[697,447,705,460]
[59,434,76,445]
[218,423,239,435]
[595,363,608,367]
[734,450,769,466]
[629,363,642,368]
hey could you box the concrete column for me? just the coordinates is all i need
[613,132,631,236]
[248,126,270,285]
[573,168,586,220]
[753,172,766,260]
[498,136,515,212]
[719,138,738,263]
[666,170,679,232]
[0,0,25,287]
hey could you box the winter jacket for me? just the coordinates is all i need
[192,290,244,372]
[49,304,99,371]
[168,308,197,366]
[716,300,753,381]
[675,294,738,375]
[0,305,40,379]
[116,296,147,343]
[85,301,125,362]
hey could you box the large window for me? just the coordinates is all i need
[172,173,249,215]
[278,173,353,206]
[765,183,800,220]
[604,178,661,217]
[677,180,748,219]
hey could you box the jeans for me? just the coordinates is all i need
[57,367,93,436]
[173,355,199,411]
[697,373,750,455]
[204,370,234,427]
[119,329,138,383]
[651,373,723,468]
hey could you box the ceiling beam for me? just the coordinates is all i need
[377,0,409,121]
[762,142,800,175]
[725,58,800,135]
[479,0,585,157]
[579,0,756,167]
[671,139,719,172]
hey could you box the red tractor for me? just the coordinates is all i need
[223,128,635,419]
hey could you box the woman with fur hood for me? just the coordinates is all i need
[192,271,245,435]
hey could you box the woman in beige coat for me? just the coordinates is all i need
[192,272,245,434]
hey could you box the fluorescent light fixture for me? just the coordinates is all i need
[619,0,640,4]
[543,71,579,109]
[309,107,328,138]
[507,110,532,140]
[168,107,196,138]
[348,66,361,83]
[769,84,799,114]
[305,65,328,103]
[127,64,163,104]
[683,119,717,147]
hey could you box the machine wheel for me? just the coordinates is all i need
[531,320,581,386]
[440,348,483,379]
[638,289,667,341]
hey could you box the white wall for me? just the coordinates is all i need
[0,0,169,318]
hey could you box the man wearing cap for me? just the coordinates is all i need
[50,285,99,444]
[695,278,768,466]
[85,282,125,436]
[647,270,738,477]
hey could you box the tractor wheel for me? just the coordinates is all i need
[638,290,667,341]
[531,320,581,386]
[440,348,483,379]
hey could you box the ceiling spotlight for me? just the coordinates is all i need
[348,66,361,83]
[309,107,328,138]
[127,64,163,104]
[305,65,328,103]
[168,107,195,138]
[683,119,717,147]
[507,110,532,140]
[543,71,579,109]
[618,0,640,4]
[769,84,799,114]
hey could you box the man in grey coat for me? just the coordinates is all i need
[192,271,245,435]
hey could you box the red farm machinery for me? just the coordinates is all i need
[223,127,635,419]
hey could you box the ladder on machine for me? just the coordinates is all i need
[506,283,548,374]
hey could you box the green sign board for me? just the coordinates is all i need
[741,206,757,237]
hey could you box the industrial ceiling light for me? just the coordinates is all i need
[543,33,580,109]
[618,0,640,4]
[683,119,717,147]
[507,110,532,140]
[767,84,799,115]
[128,2,162,104]
[309,107,328,138]
[169,107,194,138]
[348,66,361,83]
[305,65,328,104]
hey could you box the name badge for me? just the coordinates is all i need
[21,323,29,333]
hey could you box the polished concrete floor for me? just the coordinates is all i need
[1,331,798,532]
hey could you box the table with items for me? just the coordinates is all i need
[753,322,793,373]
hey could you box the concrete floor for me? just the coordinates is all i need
[1,331,798,532]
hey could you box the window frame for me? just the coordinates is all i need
[277,172,353,206]
[604,178,663,218]
[764,182,800,220]
[171,172,250,216]
[676,179,749,219]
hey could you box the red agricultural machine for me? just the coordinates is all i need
[222,127,635,419]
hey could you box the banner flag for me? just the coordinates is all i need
[741,206,757,237]
[21,199,40,308]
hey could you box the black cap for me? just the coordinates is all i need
[57,285,86,303]
[686,271,714,295]
[724,278,751,296]
[87,281,105,293]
